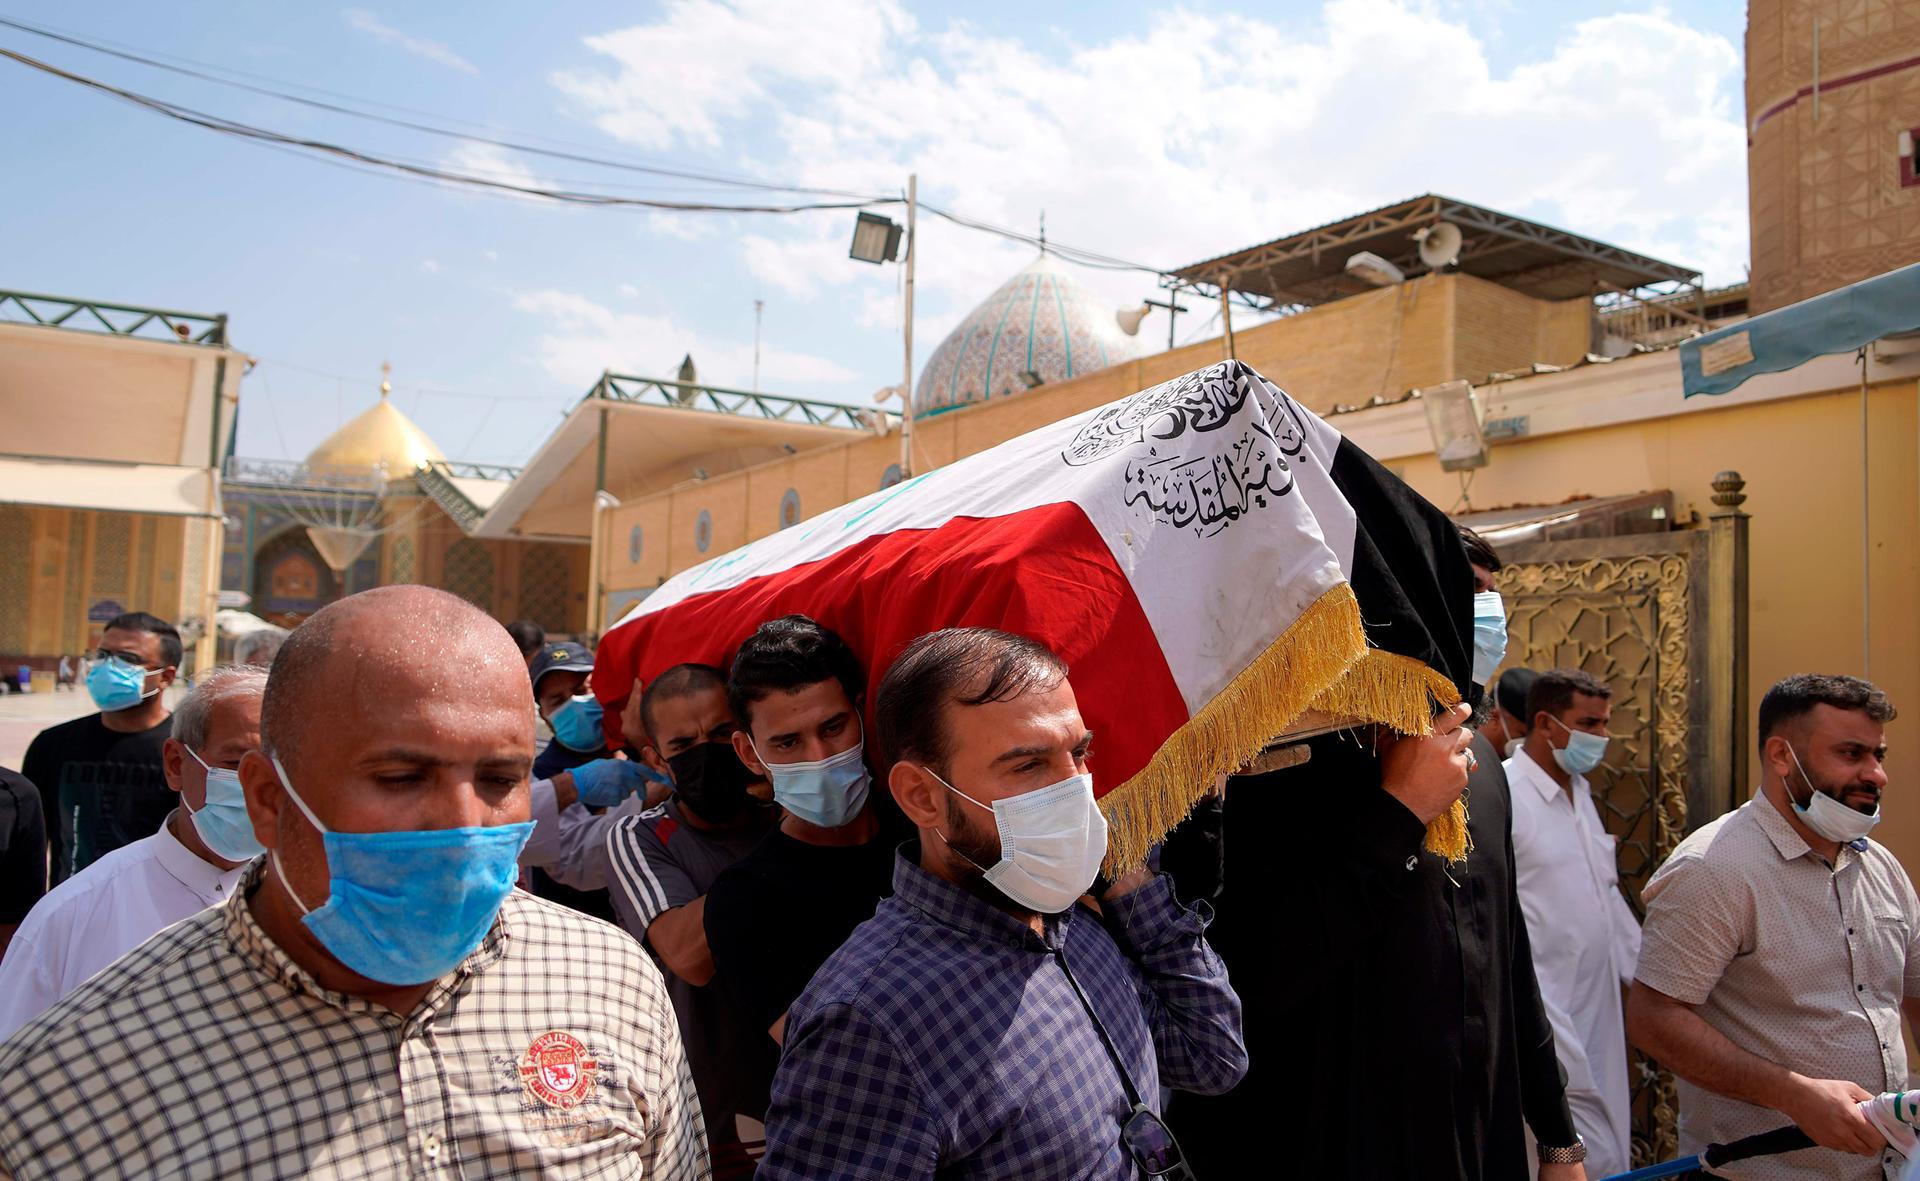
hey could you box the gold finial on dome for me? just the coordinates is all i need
[380,360,393,399]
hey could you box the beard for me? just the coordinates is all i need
[940,797,1032,915]
[1799,765,1882,814]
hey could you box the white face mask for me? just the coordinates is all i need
[1785,743,1881,846]
[927,767,1108,914]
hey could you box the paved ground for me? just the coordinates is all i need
[0,685,186,770]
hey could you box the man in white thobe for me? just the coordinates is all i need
[1507,667,1642,1179]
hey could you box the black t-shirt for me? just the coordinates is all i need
[22,712,172,885]
[0,766,46,925]
[703,824,897,1037]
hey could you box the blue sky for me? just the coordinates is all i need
[0,1,1750,466]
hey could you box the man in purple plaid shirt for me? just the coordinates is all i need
[760,628,1247,1179]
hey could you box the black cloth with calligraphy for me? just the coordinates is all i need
[1172,732,1578,1178]
[23,712,172,886]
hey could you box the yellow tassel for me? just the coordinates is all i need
[1098,584,1472,873]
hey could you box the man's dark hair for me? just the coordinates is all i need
[1758,673,1896,750]
[727,615,866,730]
[875,628,1068,771]
[1526,668,1612,721]
[640,662,727,742]
[1458,526,1502,574]
[104,611,182,668]
[1494,667,1537,721]
[505,619,546,658]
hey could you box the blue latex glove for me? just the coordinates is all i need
[570,759,668,808]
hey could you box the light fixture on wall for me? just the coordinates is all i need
[1419,379,1489,472]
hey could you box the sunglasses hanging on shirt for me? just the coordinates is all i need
[1054,947,1199,1180]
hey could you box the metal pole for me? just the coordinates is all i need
[1219,274,1236,361]
[587,399,610,637]
[902,173,917,477]
[752,299,764,392]
[1860,349,1871,676]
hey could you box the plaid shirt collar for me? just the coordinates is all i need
[224,860,512,1020]
[888,843,1074,952]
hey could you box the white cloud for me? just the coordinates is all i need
[343,10,479,75]
[419,258,441,274]
[439,143,553,202]
[617,282,641,298]
[482,248,500,262]
[512,289,858,390]
[553,0,1751,347]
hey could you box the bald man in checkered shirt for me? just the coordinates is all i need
[0,587,708,1181]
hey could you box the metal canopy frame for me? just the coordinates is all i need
[0,288,228,346]
[1167,194,1702,311]
[590,372,872,430]
[414,460,522,533]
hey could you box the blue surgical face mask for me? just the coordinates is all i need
[87,658,157,713]
[268,754,534,986]
[183,746,265,861]
[1549,715,1610,776]
[1471,590,1508,686]
[547,694,605,753]
[750,726,871,829]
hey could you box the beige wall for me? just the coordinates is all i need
[1382,378,1920,863]
[600,272,1592,594]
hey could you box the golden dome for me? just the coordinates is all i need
[304,366,445,474]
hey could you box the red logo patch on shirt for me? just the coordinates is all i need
[519,1031,597,1109]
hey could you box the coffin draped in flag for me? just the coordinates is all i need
[596,361,1477,868]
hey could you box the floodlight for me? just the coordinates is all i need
[1420,379,1488,472]
[1345,251,1405,287]
[849,212,903,264]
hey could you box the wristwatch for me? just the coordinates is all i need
[1538,1137,1587,1164]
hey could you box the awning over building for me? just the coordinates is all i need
[473,373,875,542]
[1170,193,1700,310]
[0,455,219,517]
[1681,262,1920,397]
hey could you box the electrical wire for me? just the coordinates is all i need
[0,47,892,213]
[0,26,1183,275]
[0,13,887,201]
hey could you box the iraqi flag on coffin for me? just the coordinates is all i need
[595,360,1479,868]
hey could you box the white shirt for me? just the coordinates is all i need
[1506,748,1643,1179]
[521,776,649,890]
[0,818,247,1043]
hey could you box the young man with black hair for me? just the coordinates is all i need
[606,662,780,1175]
[761,626,1245,1179]
[1630,674,1919,1179]
[702,614,898,1050]
[24,611,180,884]
[1506,668,1640,1179]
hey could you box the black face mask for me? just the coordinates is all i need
[666,741,759,824]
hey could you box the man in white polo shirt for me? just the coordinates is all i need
[0,663,265,1040]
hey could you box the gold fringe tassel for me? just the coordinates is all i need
[1099,584,1471,873]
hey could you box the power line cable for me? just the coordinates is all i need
[0,30,1179,276]
[0,47,892,213]
[0,14,888,201]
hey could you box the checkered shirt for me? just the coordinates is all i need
[0,863,710,1180]
[760,848,1246,1180]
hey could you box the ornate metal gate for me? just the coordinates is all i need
[1489,473,1751,1165]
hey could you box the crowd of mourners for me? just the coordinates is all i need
[0,526,1913,1181]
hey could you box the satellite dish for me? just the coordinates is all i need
[1115,304,1151,336]
[1415,222,1463,270]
